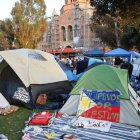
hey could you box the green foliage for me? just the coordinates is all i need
[121,27,140,51]
[0,0,47,49]
[90,0,140,27]
[90,0,140,50]
[0,19,14,49]
[11,0,47,49]
[90,14,122,49]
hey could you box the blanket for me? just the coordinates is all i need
[23,116,139,140]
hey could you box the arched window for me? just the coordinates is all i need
[61,26,66,41]
[68,25,73,41]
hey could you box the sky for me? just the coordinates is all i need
[0,0,65,20]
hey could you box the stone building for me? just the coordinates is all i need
[42,0,103,52]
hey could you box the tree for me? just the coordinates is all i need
[90,0,140,27]
[0,19,14,49]
[90,0,140,50]
[10,0,47,49]
[121,26,140,51]
[0,0,47,49]
[90,14,123,49]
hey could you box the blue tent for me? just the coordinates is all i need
[105,48,131,57]
[84,48,104,57]
[58,61,77,82]
[104,48,131,62]
[130,51,140,58]
[88,57,102,66]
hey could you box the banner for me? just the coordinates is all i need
[72,116,112,132]
[77,90,121,122]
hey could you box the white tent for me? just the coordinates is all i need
[0,92,9,108]
[0,49,72,108]
[0,48,67,87]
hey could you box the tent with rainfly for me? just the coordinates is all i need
[59,64,140,126]
[0,49,72,109]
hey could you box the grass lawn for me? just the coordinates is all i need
[0,106,34,140]
[0,83,75,140]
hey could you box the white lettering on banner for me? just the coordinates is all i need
[82,110,120,122]
[13,87,30,103]
[96,93,120,101]
[79,90,121,122]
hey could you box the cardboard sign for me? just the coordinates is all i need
[72,116,112,132]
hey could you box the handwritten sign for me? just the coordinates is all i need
[77,90,121,122]
[72,116,112,132]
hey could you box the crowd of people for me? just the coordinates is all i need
[58,56,82,73]
[56,55,135,81]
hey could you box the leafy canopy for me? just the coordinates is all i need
[90,0,140,50]
[90,0,140,27]
[0,0,47,49]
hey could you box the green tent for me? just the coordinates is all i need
[70,64,129,99]
[60,64,140,126]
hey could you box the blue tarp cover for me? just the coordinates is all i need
[84,48,104,57]
[105,48,131,57]
[130,51,140,58]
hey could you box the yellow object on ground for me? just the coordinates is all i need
[45,133,56,139]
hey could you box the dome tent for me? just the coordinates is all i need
[59,64,140,126]
[0,49,72,109]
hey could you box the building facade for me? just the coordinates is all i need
[43,0,103,52]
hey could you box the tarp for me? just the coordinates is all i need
[105,48,131,57]
[133,58,140,65]
[88,57,102,66]
[58,61,77,81]
[130,51,140,58]
[55,48,81,54]
[84,48,104,57]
